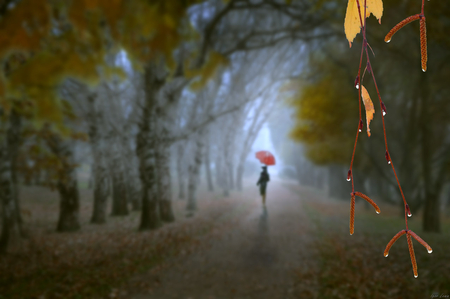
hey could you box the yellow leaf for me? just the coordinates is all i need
[361,85,375,137]
[344,0,383,47]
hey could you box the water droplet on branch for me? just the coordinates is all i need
[359,119,363,132]
[414,274,418,278]
[381,102,387,116]
[385,151,391,164]
[427,249,433,253]
[347,169,352,181]
[354,76,360,89]
[386,39,391,43]
[384,253,389,257]
[406,204,412,217]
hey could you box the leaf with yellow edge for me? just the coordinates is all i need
[361,85,375,137]
[344,0,383,47]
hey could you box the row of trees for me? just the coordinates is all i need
[0,0,337,252]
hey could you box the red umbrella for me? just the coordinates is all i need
[255,150,276,166]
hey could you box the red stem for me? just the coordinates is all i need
[349,0,426,231]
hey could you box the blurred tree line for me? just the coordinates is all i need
[0,0,340,253]
[289,0,450,233]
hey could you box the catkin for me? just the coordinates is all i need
[420,16,427,72]
[384,14,421,43]
[407,234,418,278]
[350,195,355,235]
[384,230,407,257]
[353,191,380,214]
[408,230,432,253]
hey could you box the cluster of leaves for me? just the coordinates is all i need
[343,0,432,278]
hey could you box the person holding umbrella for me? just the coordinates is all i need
[255,151,275,205]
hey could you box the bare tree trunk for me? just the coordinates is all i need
[91,169,108,224]
[57,177,80,232]
[204,143,214,192]
[215,152,222,188]
[137,64,163,230]
[176,144,186,199]
[157,144,175,222]
[111,171,129,216]
[222,132,232,196]
[87,94,109,224]
[0,112,22,252]
[186,133,204,212]
[236,162,245,191]
[45,134,81,232]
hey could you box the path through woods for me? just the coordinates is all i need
[128,181,318,298]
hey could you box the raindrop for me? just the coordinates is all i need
[428,249,433,254]
[376,211,380,214]
[406,204,412,217]
[354,75,359,89]
[385,151,391,165]
[347,169,352,181]
[381,102,387,116]
[358,119,363,132]
[384,253,389,257]
[422,68,426,72]
[414,274,418,278]
[386,39,391,43]
[356,84,359,89]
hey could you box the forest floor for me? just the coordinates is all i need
[2,179,450,298]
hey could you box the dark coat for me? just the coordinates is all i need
[257,168,270,186]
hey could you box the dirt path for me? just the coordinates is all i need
[129,181,316,299]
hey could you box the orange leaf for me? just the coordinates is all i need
[344,0,383,47]
[361,85,375,137]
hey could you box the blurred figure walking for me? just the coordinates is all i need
[257,166,270,205]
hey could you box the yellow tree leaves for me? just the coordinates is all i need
[290,60,357,165]
[360,85,374,137]
[344,0,383,47]
[0,0,51,56]
[0,0,201,129]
